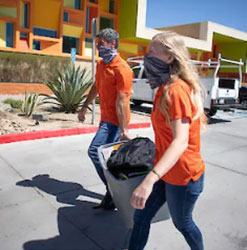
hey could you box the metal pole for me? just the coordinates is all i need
[214,53,221,78]
[91,18,97,124]
[239,59,243,85]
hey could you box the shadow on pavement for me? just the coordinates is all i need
[16,175,131,250]
[208,117,231,124]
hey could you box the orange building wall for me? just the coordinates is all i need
[0,0,120,61]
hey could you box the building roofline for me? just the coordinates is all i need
[136,0,247,51]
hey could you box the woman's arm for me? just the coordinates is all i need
[130,117,190,209]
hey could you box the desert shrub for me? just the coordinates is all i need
[41,64,93,113]
[3,98,23,109]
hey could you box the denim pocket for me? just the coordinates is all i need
[188,174,204,195]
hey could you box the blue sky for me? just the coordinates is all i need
[146,0,247,32]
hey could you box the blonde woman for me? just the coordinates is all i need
[129,31,207,250]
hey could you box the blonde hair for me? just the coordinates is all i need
[153,31,207,128]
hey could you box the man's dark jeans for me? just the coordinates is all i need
[129,174,204,250]
[88,121,120,186]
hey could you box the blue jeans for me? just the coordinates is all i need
[88,121,120,186]
[129,174,204,250]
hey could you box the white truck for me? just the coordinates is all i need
[127,54,243,116]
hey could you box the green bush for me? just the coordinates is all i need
[0,51,70,83]
[3,98,23,109]
[41,64,93,113]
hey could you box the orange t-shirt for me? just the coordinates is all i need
[151,78,205,185]
[95,54,133,126]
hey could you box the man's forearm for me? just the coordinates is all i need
[83,84,98,107]
[116,92,129,132]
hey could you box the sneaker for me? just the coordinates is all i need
[93,191,116,210]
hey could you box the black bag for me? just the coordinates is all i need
[107,137,156,179]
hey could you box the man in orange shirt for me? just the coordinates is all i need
[78,28,133,210]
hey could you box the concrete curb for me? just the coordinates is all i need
[0,122,150,144]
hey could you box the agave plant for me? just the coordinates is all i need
[41,64,93,113]
[20,91,41,117]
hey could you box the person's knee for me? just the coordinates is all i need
[88,145,96,159]
[172,217,193,234]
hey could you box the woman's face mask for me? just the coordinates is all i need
[144,54,170,89]
[97,45,117,64]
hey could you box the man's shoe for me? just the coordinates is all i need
[93,191,116,210]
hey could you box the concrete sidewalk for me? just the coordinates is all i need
[0,118,247,250]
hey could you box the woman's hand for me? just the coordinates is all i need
[130,181,154,210]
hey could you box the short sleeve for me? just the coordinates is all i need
[115,65,133,93]
[168,85,193,123]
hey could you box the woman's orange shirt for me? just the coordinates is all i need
[95,54,133,126]
[151,79,205,185]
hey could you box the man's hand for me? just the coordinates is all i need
[78,106,87,123]
[120,129,131,140]
[78,84,98,123]
[116,92,131,140]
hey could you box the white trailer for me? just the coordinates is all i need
[127,55,244,116]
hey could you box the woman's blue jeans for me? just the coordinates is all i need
[88,121,120,186]
[129,174,204,250]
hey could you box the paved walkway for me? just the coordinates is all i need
[0,116,247,250]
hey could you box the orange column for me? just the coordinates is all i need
[29,0,33,51]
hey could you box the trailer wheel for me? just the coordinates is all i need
[241,100,247,109]
[132,100,143,106]
[205,108,217,117]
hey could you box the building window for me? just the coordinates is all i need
[63,12,69,22]
[85,38,92,43]
[20,32,28,38]
[33,27,57,38]
[22,3,29,28]
[33,40,41,50]
[6,22,14,48]
[74,0,81,9]
[88,0,98,3]
[63,36,79,54]
[109,0,115,14]
[100,16,114,30]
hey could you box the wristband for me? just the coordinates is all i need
[81,104,92,111]
[81,104,89,108]
[152,169,161,179]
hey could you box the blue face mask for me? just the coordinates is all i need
[144,54,170,89]
[97,45,117,64]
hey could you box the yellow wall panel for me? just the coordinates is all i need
[63,24,82,38]
[101,0,109,12]
[33,0,61,30]
[119,43,138,54]
[64,0,74,8]
[0,20,6,47]
[0,6,17,18]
